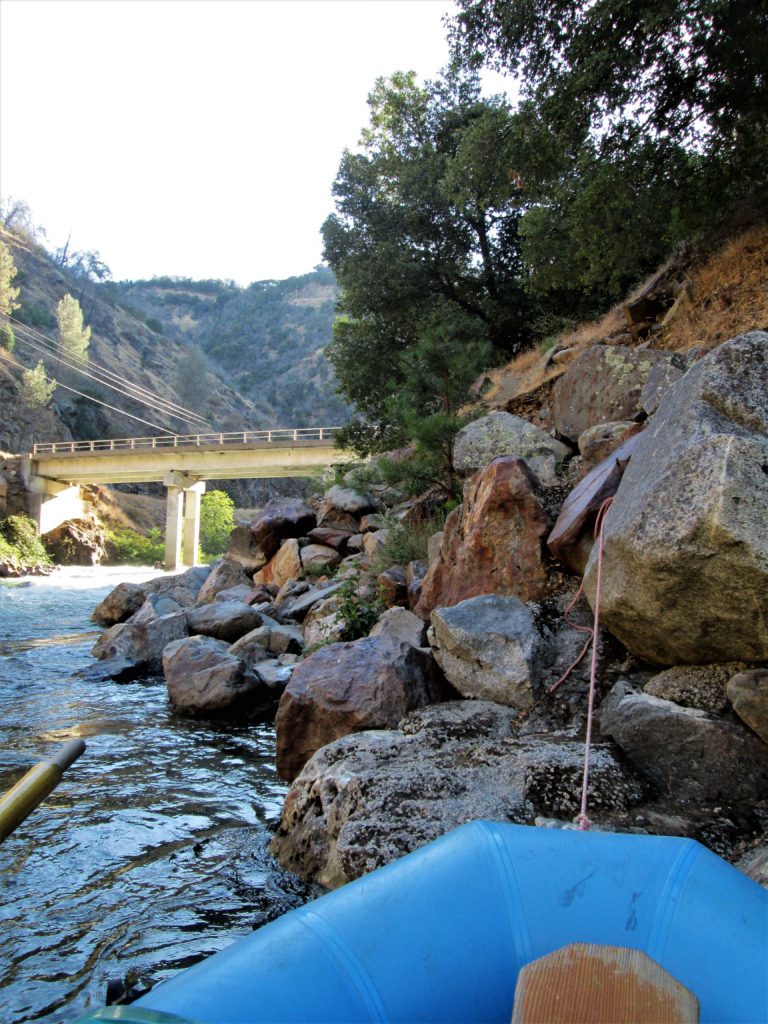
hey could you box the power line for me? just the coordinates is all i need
[6,314,212,428]
[1,350,177,435]
[7,315,211,428]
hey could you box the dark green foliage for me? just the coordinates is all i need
[15,301,55,328]
[376,327,492,498]
[450,0,768,310]
[146,317,163,334]
[0,324,14,351]
[324,70,527,476]
[0,515,52,570]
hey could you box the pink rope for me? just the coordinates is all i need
[577,497,613,831]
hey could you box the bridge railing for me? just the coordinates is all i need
[33,427,342,456]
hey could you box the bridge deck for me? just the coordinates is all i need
[26,428,350,485]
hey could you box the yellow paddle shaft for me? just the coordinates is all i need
[0,739,85,843]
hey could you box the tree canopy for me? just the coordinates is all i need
[56,293,91,362]
[323,69,529,455]
[451,0,768,163]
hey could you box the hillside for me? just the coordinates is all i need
[105,268,351,428]
[0,228,349,457]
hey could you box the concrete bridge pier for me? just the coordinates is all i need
[164,473,205,571]
[25,475,87,535]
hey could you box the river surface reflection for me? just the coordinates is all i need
[0,567,313,1024]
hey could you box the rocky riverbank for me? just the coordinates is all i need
[87,329,768,891]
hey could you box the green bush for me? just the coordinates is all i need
[335,571,383,641]
[0,324,14,351]
[106,526,164,565]
[369,514,447,575]
[16,301,55,328]
[0,515,52,570]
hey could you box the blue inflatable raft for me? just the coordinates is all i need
[82,820,767,1023]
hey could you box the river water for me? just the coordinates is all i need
[0,567,314,1024]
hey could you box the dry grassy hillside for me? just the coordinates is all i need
[485,224,768,415]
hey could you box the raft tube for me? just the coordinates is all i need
[83,820,768,1023]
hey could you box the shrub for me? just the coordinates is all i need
[105,526,164,565]
[16,302,55,328]
[199,490,235,560]
[335,571,383,641]
[0,515,52,570]
[369,514,447,575]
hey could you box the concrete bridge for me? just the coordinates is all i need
[21,427,350,569]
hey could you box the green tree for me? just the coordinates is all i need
[323,69,528,456]
[175,345,211,407]
[19,360,55,407]
[451,0,768,161]
[450,0,768,264]
[0,239,20,351]
[56,292,91,362]
[376,327,492,499]
[199,489,235,558]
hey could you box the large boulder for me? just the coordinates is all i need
[250,498,317,556]
[583,331,768,664]
[322,485,376,516]
[145,566,210,607]
[428,595,540,708]
[275,637,440,780]
[269,701,645,888]
[253,538,303,589]
[186,601,262,642]
[600,682,768,807]
[415,457,550,620]
[552,345,679,441]
[163,635,265,717]
[195,559,253,606]
[453,411,570,478]
[228,499,316,572]
[91,611,189,672]
[91,582,146,625]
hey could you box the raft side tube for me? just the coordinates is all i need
[81,821,768,1024]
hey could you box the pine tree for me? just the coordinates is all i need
[19,360,55,407]
[56,293,91,362]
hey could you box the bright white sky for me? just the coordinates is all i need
[0,0,510,286]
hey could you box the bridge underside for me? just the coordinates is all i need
[22,440,354,570]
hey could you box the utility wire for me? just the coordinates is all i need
[1,350,176,435]
[6,314,212,428]
[10,325,208,431]
[7,315,211,428]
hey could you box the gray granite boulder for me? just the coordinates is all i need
[269,701,645,888]
[454,411,570,478]
[186,601,262,642]
[600,681,768,806]
[552,345,679,441]
[92,611,189,672]
[428,595,540,708]
[163,635,263,717]
[195,559,253,606]
[584,331,768,664]
[91,582,146,625]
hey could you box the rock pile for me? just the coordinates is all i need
[88,330,768,891]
